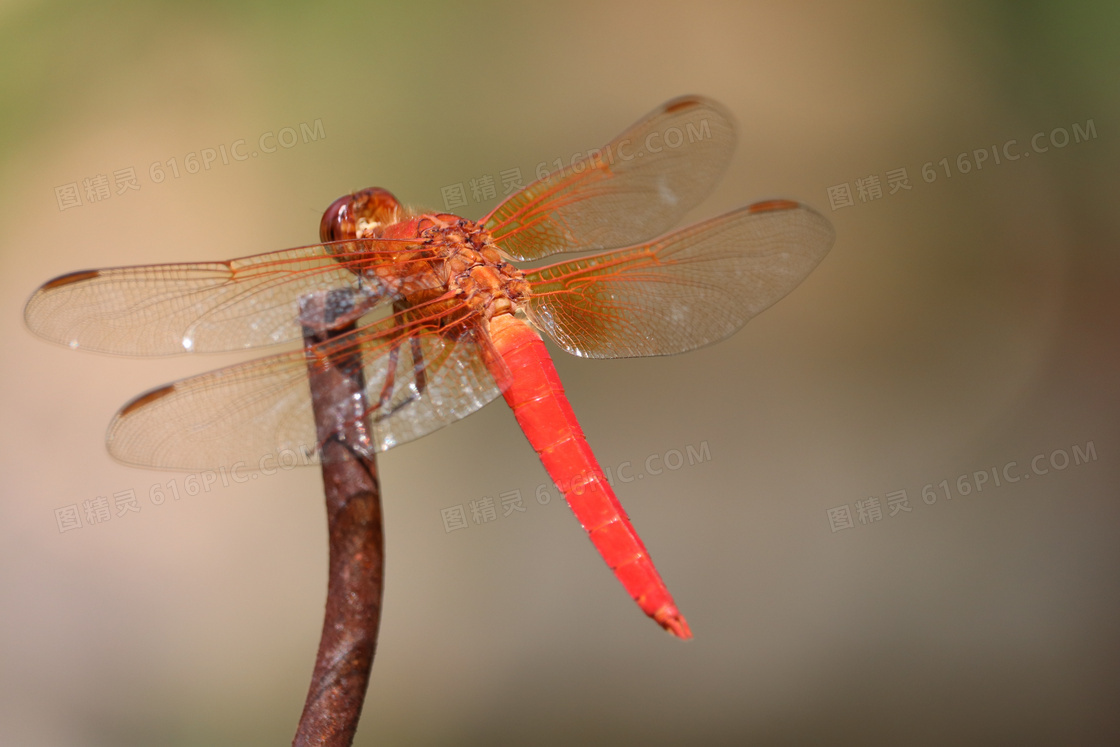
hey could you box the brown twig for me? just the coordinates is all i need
[293,290,384,746]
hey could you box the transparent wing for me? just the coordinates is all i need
[482,95,736,260]
[524,200,834,358]
[106,312,504,471]
[24,239,431,356]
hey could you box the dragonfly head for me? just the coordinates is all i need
[319,187,403,242]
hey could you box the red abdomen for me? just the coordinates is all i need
[487,313,691,638]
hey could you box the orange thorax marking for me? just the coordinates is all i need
[355,213,530,327]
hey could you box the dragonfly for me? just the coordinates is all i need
[25,96,833,638]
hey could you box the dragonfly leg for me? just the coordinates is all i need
[367,304,433,424]
[375,337,402,414]
[368,306,424,423]
[410,334,427,399]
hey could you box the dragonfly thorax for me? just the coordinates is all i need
[321,187,529,324]
[413,214,530,321]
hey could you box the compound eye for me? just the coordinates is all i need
[350,187,402,231]
[319,194,354,243]
[319,188,402,243]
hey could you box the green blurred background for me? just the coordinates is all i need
[2,1,1117,744]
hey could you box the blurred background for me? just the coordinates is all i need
[1,1,1117,744]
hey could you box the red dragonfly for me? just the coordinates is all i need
[25,96,833,638]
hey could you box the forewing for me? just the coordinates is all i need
[106,316,504,471]
[524,200,835,358]
[482,96,736,260]
[24,240,424,355]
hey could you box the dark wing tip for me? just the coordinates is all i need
[663,95,707,114]
[748,199,836,252]
[118,383,176,417]
[748,198,802,214]
[39,269,101,291]
[26,270,102,338]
